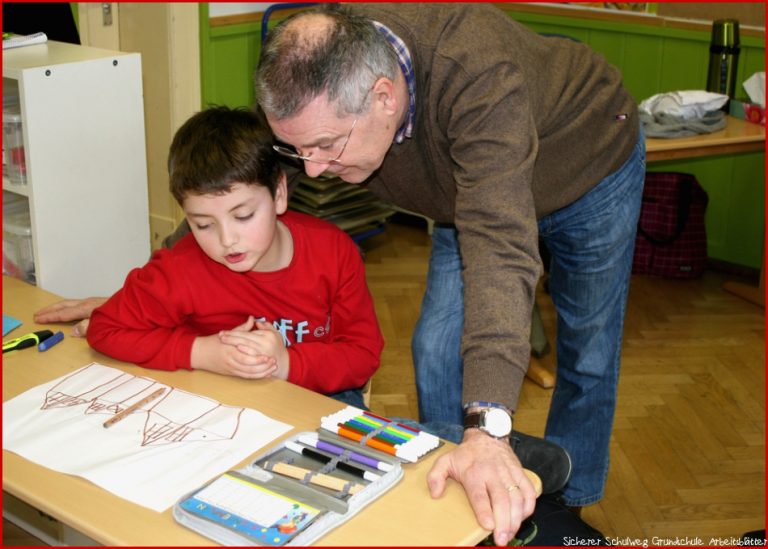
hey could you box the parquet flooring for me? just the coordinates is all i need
[362,216,766,544]
[4,216,764,546]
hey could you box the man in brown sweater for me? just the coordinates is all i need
[257,3,645,544]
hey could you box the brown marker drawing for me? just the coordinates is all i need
[42,363,244,446]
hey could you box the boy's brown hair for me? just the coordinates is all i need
[168,106,282,203]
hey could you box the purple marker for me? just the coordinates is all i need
[297,434,393,472]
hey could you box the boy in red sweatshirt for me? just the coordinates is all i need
[87,106,383,407]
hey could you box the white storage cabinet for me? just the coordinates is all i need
[3,40,150,298]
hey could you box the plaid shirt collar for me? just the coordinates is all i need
[372,20,416,144]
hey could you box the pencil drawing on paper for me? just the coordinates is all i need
[42,363,243,446]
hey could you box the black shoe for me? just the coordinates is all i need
[741,530,765,544]
[509,430,572,495]
[567,505,583,518]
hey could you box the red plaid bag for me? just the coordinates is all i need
[632,172,709,279]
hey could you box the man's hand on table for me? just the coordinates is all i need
[33,297,107,337]
[427,429,537,546]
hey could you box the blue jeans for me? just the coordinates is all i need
[412,225,467,426]
[328,388,367,410]
[412,129,646,506]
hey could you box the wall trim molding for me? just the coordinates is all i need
[495,3,765,38]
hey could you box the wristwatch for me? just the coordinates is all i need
[463,407,513,439]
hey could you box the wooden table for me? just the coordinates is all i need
[646,115,765,162]
[647,115,766,307]
[2,276,487,546]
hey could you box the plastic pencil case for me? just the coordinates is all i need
[172,431,403,546]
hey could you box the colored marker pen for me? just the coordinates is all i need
[2,330,54,354]
[38,331,64,352]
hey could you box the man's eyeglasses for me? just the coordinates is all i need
[273,118,358,165]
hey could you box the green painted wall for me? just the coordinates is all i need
[199,4,765,269]
[199,4,263,110]
[70,3,78,31]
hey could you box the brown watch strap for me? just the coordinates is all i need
[463,412,484,430]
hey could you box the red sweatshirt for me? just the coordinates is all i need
[87,211,383,394]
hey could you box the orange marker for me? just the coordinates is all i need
[337,425,398,457]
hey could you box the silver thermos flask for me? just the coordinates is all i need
[706,19,740,109]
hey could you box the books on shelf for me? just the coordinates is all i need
[289,175,395,240]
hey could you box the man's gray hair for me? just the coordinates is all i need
[256,4,399,119]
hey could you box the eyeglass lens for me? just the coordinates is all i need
[273,118,356,164]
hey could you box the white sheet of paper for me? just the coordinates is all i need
[2,363,293,512]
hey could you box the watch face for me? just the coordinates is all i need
[485,408,512,437]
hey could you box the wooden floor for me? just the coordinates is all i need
[4,217,764,545]
[363,217,765,544]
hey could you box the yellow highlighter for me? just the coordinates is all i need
[2,330,54,354]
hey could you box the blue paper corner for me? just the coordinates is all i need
[3,315,22,336]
